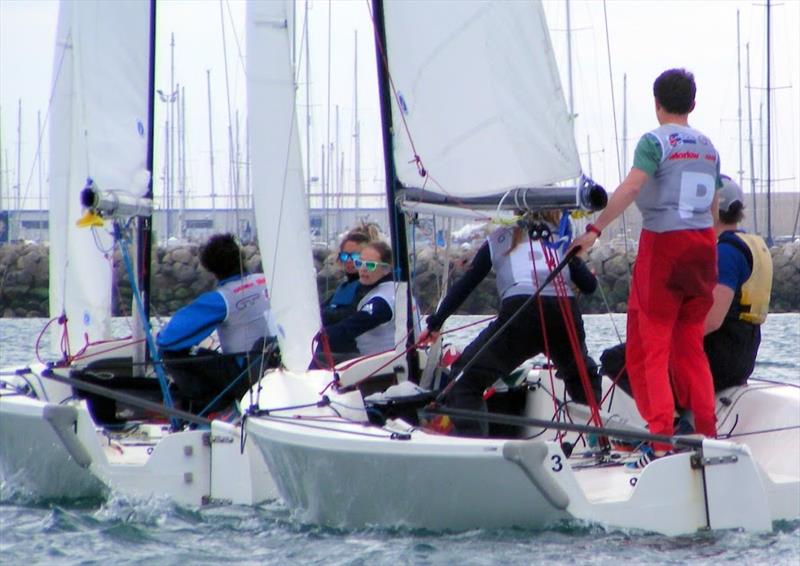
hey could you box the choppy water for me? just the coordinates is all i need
[1,315,799,565]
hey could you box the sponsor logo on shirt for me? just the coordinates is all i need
[235,292,261,311]
[232,282,254,293]
[668,151,699,160]
[668,133,697,147]
[361,303,374,315]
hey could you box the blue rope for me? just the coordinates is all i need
[115,223,178,429]
[542,210,573,255]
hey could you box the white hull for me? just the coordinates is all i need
[0,361,277,506]
[245,366,800,535]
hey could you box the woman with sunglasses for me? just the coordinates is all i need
[321,231,371,326]
[420,212,601,436]
[320,241,396,360]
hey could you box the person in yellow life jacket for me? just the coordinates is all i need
[599,179,772,432]
[701,176,773,389]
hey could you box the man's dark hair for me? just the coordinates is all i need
[653,68,696,114]
[719,200,745,225]
[200,233,243,280]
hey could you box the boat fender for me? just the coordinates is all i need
[42,405,93,468]
[502,441,570,510]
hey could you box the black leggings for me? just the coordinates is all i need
[162,337,279,414]
[448,295,600,435]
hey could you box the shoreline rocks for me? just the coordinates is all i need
[2,239,798,318]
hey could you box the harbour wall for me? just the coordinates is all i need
[1,240,799,318]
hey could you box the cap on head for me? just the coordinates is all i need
[718,175,745,214]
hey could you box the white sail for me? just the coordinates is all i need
[49,0,151,351]
[382,0,580,197]
[247,0,321,371]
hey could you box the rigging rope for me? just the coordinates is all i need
[527,237,562,439]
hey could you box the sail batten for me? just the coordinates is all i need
[382,0,581,198]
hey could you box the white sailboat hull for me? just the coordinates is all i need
[247,409,569,530]
[0,394,107,499]
[0,363,277,506]
[245,368,800,535]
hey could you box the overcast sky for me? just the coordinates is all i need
[1,0,798,217]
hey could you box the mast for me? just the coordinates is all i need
[16,99,22,213]
[133,0,157,370]
[325,0,332,242]
[246,113,251,213]
[235,109,241,222]
[335,104,341,235]
[353,29,361,210]
[305,0,311,215]
[736,10,744,191]
[372,0,418,380]
[179,84,186,239]
[765,0,773,245]
[746,42,758,233]
[169,32,176,239]
[38,110,44,239]
[207,69,216,217]
[620,73,629,243]
[373,0,410,280]
[622,74,627,173]
[565,0,574,125]
[320,143,326,233]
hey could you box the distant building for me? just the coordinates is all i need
[4,191,798,245]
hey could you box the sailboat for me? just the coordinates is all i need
[243,0,800,535]
[0,0,275,506]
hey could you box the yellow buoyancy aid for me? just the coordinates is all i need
[730,232,773,324]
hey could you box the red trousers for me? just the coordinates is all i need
[626,228,717,450]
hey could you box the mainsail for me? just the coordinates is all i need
[247,0,321,371]
[49,0,152,351]
[382,0,581,199]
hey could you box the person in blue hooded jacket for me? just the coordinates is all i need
[157,233,277,413]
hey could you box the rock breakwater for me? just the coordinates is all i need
[2,239,798,318]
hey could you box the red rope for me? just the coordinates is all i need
[69,336,144,364]
[541,244,604,428]
[36,313,146,368]
[35,316,62,365]
[528,239,562,439]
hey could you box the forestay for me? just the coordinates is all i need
[247,0,321,371]
[49,0,151,351]
[382,0,581,198]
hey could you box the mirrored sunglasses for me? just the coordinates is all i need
[338,251,361,262]
[354,259,389,272]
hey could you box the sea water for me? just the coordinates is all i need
[1,315,799,565]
